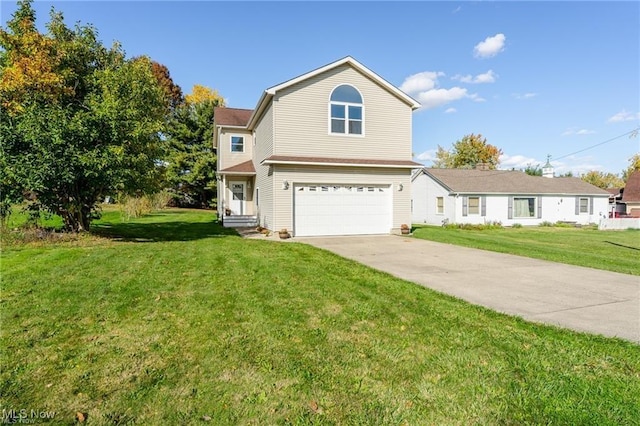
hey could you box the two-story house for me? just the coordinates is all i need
[214,56,421,237]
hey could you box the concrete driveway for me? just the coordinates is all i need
[296,235,640,344]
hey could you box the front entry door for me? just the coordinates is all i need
[229,182,245,215]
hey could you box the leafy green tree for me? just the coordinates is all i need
[164,86,225,207]
[0,0,166,231]
[622,153,640,182]
[523,164,543,176]
[433,133,502,169]
[580,170,624,189]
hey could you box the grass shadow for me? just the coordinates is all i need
[91,219,239,242]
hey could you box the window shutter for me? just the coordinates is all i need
[537,196,542,218]
[589,197,594,214]
[575,197,580,215]
[462,196,468,216]
[508,197,513,219]
[481,196,487,217]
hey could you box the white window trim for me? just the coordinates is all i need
[328,85,365,137]
[230,135,245,153]
[436,196,444,215]
[579,197,589,214]
[467,196,481,215]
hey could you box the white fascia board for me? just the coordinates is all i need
[262,56,421,111]
[261,159,418,169]
[246,91,272,130]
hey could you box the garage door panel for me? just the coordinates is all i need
[294,184,391,236]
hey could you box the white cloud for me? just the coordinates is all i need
[444,107,457,114]
[474,33,506,58]
[501,153,604,175]
[468,93,486,103]
[562,127,596,136]
[499,154,541,170]
[401,70,486,109]
[513,93,537,100]
[399,71,443,94]
[400,71,485,109]
[608,110,640,123]
[453,70,497,84]
[416,149,437,161]
[452,6,462,14]
[415,87,469,109]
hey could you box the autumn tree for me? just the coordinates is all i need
[580,171,624,189]
[433,133,502,169]
[164,85,225,207]
[0,0,167,231]
[622,153,640,182]
[149,60,183,110]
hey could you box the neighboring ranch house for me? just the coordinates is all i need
[214,56,421,236]
[411,167,610,226]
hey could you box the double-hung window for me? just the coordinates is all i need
[468,197,480,215]
[579,197,589,214]
[231,136,244,152]
[329,85,363,136]
[436,197,444,214]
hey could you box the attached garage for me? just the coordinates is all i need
[293,183,392,236]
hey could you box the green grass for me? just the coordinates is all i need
[1,210,639,424]
[411,225,640,276]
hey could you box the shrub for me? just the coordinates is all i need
[512,223,523,228]
[444,222,502,231]
[151,190,173,210]
[539,221,554,227]
[119,195,153,220]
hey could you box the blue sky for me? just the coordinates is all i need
[2,1,639,175]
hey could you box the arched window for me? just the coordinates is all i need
[329,84,363,135]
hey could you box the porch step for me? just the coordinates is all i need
[223,215,258,228]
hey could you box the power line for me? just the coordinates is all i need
[553,127,640,161]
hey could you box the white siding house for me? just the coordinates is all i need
[214,56,421,236]
[412,168,610,226]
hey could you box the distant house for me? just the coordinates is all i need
[214,56,421,236]
[621,170,640,217]
[606,187,625,217]
[411,166,610,226]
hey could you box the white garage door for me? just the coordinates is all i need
[294,184,392,236]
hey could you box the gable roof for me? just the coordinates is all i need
[219,160,256,175]
[247,56,421,129]
[622,170,640,202]
[417,168,610,196]
[214,107,253,127]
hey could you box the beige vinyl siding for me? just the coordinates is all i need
[253,103,275,228]
[273,65,412,160]
[218,129,253,171]
[272,165,412,234]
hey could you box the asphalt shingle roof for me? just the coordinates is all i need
[214,107,253,127]
[219,160,256,174]
[422,168,610,195]
[622,171,640,202]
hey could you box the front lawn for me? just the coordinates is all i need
[411,224,640,276]
[1,210,639,424]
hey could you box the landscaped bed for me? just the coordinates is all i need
[1,209,639,424]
